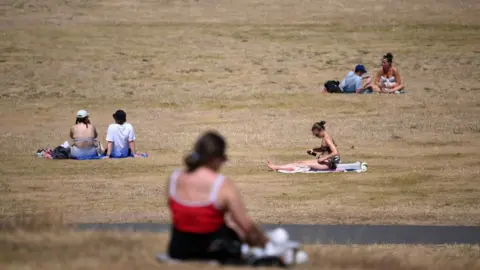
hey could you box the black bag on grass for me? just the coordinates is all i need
[324,80,342,93]
[51,146,70,159]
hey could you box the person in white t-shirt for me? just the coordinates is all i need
[104,110,140,158]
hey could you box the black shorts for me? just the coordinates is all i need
[168,224,244,265]
[168,224,290,267]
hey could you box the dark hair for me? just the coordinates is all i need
[115,119,126,125]
[311,120,326,131]
[113,110,127,125]
[184,130,227,172]
[75,117,90,128]
[383,52,393,64]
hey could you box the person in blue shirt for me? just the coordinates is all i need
[339,64,372,94]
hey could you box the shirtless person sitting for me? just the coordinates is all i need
[69,110,100,159]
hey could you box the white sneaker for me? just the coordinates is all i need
[267,228,289,245]
[246,241,308,266]
[283,249,309,265]
[241,244,250,256]
[250,247,266,257]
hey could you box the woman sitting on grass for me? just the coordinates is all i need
[371,52,405,93]
[69,110,100,159]
[166,131,267,262]
[166,131,307,266]
[267,121,340,171]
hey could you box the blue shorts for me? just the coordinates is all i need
[71,146,97,159]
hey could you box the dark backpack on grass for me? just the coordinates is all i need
[324,80,342,93]
[51,146,70,159]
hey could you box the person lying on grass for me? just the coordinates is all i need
[371,52,405,93]
[267,120,340,171]
[104,109,141,159]
[69,110,101,159]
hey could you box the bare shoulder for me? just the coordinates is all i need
[326,133,337,144]
[221,176,235,188]
[220,176,238,195]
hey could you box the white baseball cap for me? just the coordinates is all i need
[76,109,89,118]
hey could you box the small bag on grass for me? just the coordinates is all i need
[324,80,342,93]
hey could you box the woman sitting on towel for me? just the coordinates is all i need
[69,110,100,159]
[166,131,270,264]
[371,52,405,93]
[267,120,340,171]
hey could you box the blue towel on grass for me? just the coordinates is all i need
[73,153,148,160]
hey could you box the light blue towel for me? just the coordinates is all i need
[362,89,407,94]
[73,153,148,160]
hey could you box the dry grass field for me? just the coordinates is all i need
[1,214,479,270]
[1,0,480,269]
[1,229,479,270]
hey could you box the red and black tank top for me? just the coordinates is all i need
[168,170,226,234]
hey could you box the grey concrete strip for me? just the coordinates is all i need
[73,223,480,245]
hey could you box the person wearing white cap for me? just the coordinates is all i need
[69,109,99,159]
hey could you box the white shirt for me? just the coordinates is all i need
[106,123,136,157]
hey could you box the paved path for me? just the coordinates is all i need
[73,223,480,245]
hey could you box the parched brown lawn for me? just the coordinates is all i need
[1,0,479,225]
[1,0,480,268]
[1,228,479,270]
[0,214,478,270]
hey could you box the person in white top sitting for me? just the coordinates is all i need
[104,110,140,158]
